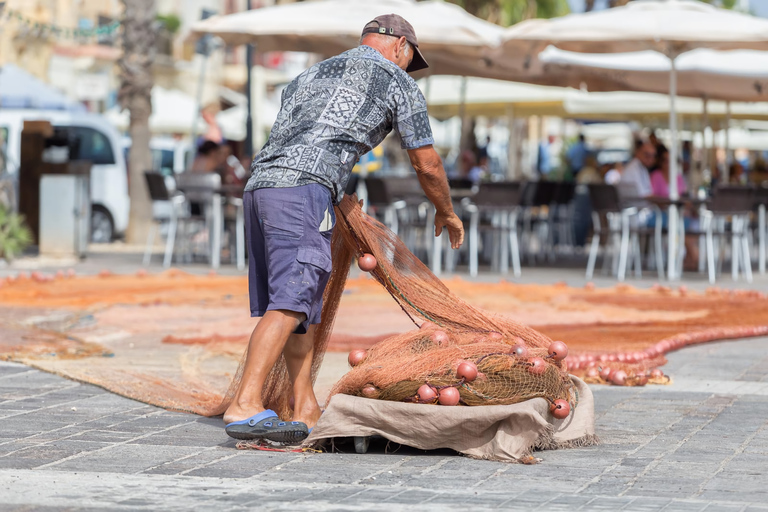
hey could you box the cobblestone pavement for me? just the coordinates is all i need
[1,332,767,511]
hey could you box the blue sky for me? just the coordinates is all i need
[566,0,768,16]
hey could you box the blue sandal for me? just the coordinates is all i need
[225,409,309,443]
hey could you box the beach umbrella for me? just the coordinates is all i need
[191,0,509,78]
[497,0,768,281]
[540,47,768,103]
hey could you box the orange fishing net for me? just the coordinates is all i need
[212,196,576,419]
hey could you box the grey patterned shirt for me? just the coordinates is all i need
[245,45,434,202]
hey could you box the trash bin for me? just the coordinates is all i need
[39,174,90,257]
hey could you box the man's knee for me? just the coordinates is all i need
[265,309,307,331]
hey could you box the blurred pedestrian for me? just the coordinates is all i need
[620,139,656,198]
[566,134,588,176]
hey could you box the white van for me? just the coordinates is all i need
[0,109,128,243]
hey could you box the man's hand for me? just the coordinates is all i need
[407,145,464,250]
[435,211,464,249]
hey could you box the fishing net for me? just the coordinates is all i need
[211,195,575,419]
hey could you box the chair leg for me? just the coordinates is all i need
[655,211,665,280]
[741,216,753,283]
[469,211,479,278]
[510,211,522,278]
[631,233,642,278]
[500,213,510,275]
[586,234,600,279]
[143,221,157,266]
[618,214,630,281]
[164,213,178,269]
[759,204,766,275]
[705,215,716,284]
[731,217,740,281]
[236,202,245,271]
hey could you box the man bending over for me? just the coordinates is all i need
[224,14,464,442]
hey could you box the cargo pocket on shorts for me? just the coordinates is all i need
[292,247,332,305]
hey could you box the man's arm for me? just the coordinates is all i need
[407,145,464,249]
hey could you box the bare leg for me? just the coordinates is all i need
[223,309,304,424]
[283,325,322,429]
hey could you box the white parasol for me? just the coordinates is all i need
[498,0,768,280]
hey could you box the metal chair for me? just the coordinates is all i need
[754,186,768,275]
[702,185,754,284]
[585,184,642,281]
[466,182,522,278]
[174,172,222,266]
[143,171,187,268]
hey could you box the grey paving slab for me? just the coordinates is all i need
[0,261,767,510]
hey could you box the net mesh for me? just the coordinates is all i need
[211,195,575,418]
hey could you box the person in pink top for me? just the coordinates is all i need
[650,146,699,269]
[650,147,686,198]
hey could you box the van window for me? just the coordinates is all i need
[67,126,116,165]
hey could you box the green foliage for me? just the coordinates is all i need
[156,13,181,33]
[445,0,571,27]
[0,207,32,260]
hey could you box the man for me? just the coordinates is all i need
[223,15,464,442]
[566,134,588,176]
[620,139,656,199]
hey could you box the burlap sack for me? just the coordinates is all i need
[306,376,597,462]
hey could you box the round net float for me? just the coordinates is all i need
[635,374,649,386]
[599,366,613,380]
[488,331,503,341]
[437,386,460,406]
[419,321,437,330]
[362,385,378,398]
[456,361,478,382]
[510,344,529,358]
[417,384,437,402]
[649,368,664,379]
[527,357,547,375]
[357,253,377,272]
[586,367,600,379]
[348,349,368,367]
[548,341,568,361]
[431,330,449,346]
[611,370,628,386]
[551,399,571,419]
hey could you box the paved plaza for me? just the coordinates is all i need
[1,248,767,510]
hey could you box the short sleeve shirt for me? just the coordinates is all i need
[245,45,434,202]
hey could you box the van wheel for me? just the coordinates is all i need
[91,206,114,243]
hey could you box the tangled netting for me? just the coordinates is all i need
[212,195,575,419]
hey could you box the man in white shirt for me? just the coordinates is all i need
[620,141,656,198]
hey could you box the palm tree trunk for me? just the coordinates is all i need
[119,0,156,245]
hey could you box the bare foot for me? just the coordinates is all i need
[291,401,322,429]
[223,403,266,425]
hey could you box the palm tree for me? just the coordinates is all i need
[118,0,156,244]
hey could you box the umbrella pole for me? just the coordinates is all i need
[667,55,680,281]
[724,101,731,183]
[506,106,517,179]
[244,0,254,159]
[702,97,709,184]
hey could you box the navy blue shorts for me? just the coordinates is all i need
[244,184,335,334]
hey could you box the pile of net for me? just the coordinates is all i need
[213,195,576,420]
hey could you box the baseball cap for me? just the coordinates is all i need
[361,14,429,73]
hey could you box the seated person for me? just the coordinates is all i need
[650,147,686,198]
